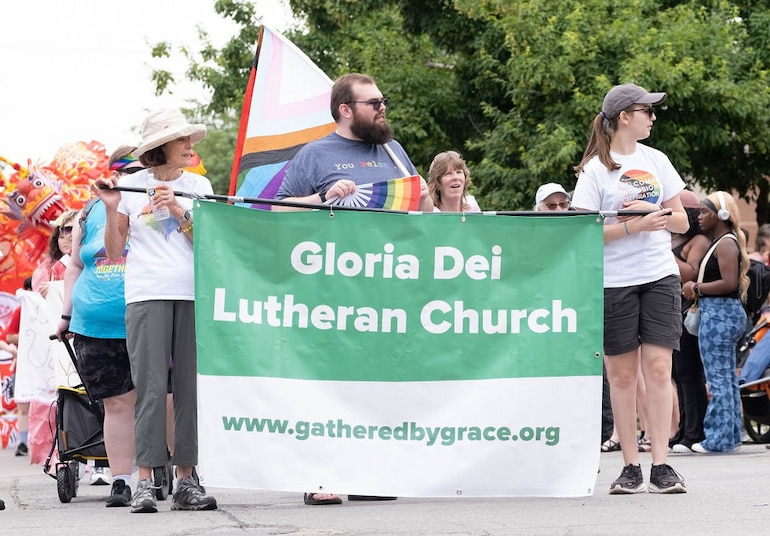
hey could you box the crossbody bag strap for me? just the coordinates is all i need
[697,233,734,283]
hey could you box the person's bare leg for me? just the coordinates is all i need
[176,466,193,479]
[635,359,650,448]
[15,401,29,455]
[17,401,29,436]
[102,390,136,476]
[166,393,174,456]
[608,425,619,443]
[640,343,674,465]
[605,349,641,466]
[670,380,680,439]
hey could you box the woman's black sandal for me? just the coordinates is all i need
[304,492,342,505]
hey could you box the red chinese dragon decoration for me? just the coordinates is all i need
[0,141,109,295]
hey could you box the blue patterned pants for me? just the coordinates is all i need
[697,297,745,451]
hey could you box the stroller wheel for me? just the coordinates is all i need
[744,416,770,443]
[56,461,79,503]
[152,460,173,501]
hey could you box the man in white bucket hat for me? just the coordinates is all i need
[94,108,216,513]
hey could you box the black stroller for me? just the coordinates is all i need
[736,313,770,443]
[43,335,173,503]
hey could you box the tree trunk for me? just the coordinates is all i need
[756,177,770,226]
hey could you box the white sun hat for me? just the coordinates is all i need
[133,108,207,157]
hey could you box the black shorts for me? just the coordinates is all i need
[604,274,682,356]
[73,335,134,400]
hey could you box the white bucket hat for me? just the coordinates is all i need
[134,108,207,157]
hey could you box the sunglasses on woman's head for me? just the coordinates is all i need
[119,166,146,175]
[60,226,73,236]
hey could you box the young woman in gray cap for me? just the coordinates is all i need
[572,84,689,494]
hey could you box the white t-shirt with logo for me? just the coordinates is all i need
[572,143,685,288]
[117,169,213,304]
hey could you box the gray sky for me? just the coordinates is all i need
[0,0,292,165]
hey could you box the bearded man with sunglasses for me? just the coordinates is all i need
[275,73,427,506]
[275,73,433,212]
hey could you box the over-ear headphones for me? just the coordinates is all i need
[717,191,730,221]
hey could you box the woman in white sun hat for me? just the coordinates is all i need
[94,108,216,514]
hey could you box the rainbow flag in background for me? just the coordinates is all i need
[325,175,421,211]
[229,25,336,209]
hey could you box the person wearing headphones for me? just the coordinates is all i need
[681,191,748,453]
[572,83,689,494]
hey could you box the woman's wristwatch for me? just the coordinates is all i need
[176,210,193,233]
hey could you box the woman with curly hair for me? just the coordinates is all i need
[669,190,710,452]
[682,191,749,453]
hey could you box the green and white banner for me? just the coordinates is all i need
[194,202,604,497]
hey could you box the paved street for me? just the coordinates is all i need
[2,442,769,535]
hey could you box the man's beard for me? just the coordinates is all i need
[350,111,394,145]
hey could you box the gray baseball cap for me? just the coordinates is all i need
[601,84,666,119]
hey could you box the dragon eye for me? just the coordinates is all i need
[14,195,25,206]
[31,177,44,188]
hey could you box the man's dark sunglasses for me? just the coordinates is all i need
[630,106,655,118]
[348,97,389,111]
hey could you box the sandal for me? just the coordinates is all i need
[303,492,342,506]
[637,432,652,453]
[601,438,621,452]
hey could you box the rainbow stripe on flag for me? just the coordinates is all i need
[325,175,421,211]
[229,26,335,208]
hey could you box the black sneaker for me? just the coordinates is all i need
[14,442,28,456]
[609,463,645,494]
[649,463,687,493]
[130,479,158,513]
[106,480,132,507]
[171,477,217,511]
[173,466,204,494]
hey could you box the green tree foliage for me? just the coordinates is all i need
[401,0,770,211]
[187,111,239,194]
[150,0,261,193]
[287,1,467,168]
[152,0,770,219]
[152,0,467,192]
[152,0,258,115]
